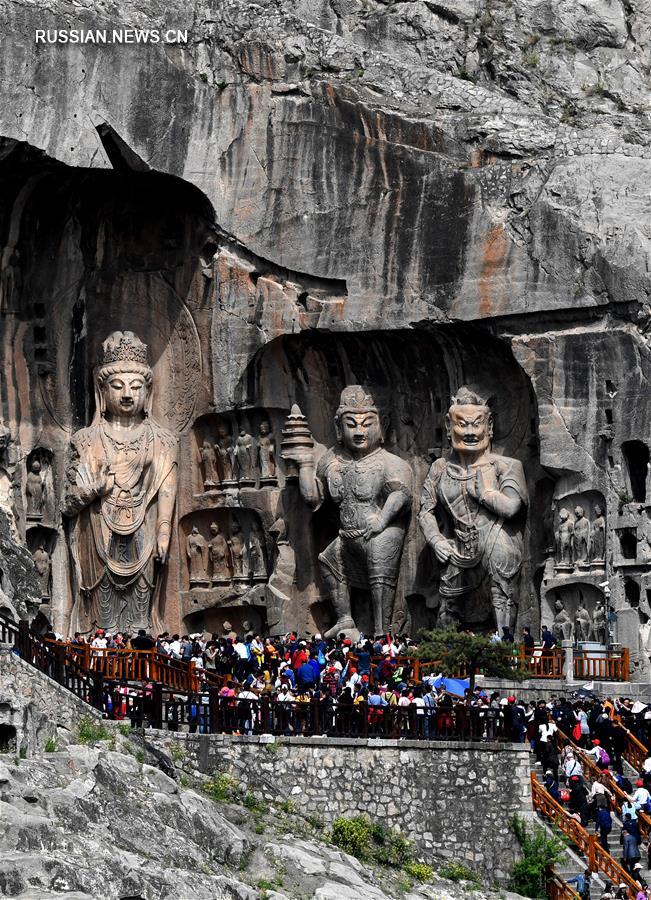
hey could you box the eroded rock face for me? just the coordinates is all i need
[0,734,526,899]
[0,0,649,648]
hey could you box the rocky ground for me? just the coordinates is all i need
[0,724,526,900]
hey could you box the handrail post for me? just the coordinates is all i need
[588,834,596,872]
[208,686,219,734]
[17,619,30,658]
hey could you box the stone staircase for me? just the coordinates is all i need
[531,755,651,898]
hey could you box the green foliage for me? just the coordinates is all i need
[19,746,27,759]
[169,743,186,762]
[264,741,281,755]
[203,772,239,803]
[118,724,131,737]
[278,798,296,814]
[135,749,145,764]
[440,861,481,883]
[244,793,270,814]
[404,862,433,882]
[254,821,266,834]
[417,624,527,695]
[508,815,567,898]
[306,812,325,831]
[522,50,539,67]
[77,717,110,745]
[44,737,57,753]
[199,72,208,83]
[331,816,413,868]
[179,774,190,788]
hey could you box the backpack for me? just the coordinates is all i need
[599,747,611,765]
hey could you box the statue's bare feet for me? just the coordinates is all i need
[324,617,360,641]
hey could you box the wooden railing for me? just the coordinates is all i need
[531,773,639,898]
[574,648,630,682]
[42,640,225,693]
[518,648,565,678]
[555,728,651,839]
[546,870,580,900]
[618,722,649,773]
[0,611,18,644]
[14,619,105,711]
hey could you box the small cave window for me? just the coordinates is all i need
[605,408,613,424]
[0,724,16,753]
[617,527,638,560]
[624,578,640,607]
[622,440,649,503]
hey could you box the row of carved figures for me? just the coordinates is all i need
[552,595,607,644]
[199,421,277,491]
[555,504,606,567]
[186,518,268,587]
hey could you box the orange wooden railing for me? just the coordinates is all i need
[574,648,630,682]
[618,723,649,773]
[546,870,580,900]
[556,728,651,839]
[518,648,565,678]
[531,773,639,898]
[43,639,225,692]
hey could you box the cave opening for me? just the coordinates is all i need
[0,724,16,753]
[624,577,640,607]
[622,440,649,503]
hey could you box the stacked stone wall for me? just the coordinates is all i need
[148,731,532,880]
[0,646,103,754]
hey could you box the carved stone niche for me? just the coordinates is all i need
[191,413,236,495]
[552,490,607,575]
[543,582,606,645]
[178,508,270,630]
[24,448,55,526]
[26,525,56,606]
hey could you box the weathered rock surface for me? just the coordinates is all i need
[0,0,650,650]
[0,733,526,899]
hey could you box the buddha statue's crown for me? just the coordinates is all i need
[336,385,378,416]
[100,331,149,367]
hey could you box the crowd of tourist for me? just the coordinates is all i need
[39,623,651,897]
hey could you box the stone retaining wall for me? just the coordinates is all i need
[0,645,103,754]
[147,731,532,881]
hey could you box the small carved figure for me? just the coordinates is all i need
[591,599,607,644]
[208,521,231,584]
[187,525,209,585]
[25,459,45,518]
[573,506,590,564]
[235,428,256,485]
[216,424,235,485]
[283,386,413,639]
[199,439,220,490]
[257,421,277,485]
[32,543,51,599]
[552,595,574,643]
[555,508,574,566]
[419,387,527,634]
[591,505,606,562]
[229,519,248,580]
[248,520,268,582]
[574,595,592,643]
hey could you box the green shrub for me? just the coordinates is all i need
[203,772,239,802]
[244,793,269,814]
[44,737,57,753]
[77,717,110,744]
[508,815,567,898]
[440,861,481,883]
[331,816,373,860]
[404,862,433,882]
[19,746,27,759]
[331,816,413,868]
[278,798,296,814]
[135,749,145,764]
[118,724,131,737]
